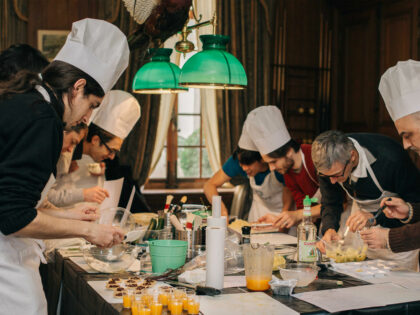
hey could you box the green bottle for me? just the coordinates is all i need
[297,195,318,263]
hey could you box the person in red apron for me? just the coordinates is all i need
[359,60,420,255]
[243,106,351,233]
[204,120,294,221]
[312,130,420,270]
[0,19,129,315]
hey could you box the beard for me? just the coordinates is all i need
[409,145,420,155]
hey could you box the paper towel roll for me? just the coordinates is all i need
[207,216,227,228]
[212,195,222,217]
[206,226,225,290]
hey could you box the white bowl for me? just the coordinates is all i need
[279,263,320,287]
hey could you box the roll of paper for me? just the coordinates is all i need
[207,216,227,229]
[212,196,222,218]
[206,226,225,290]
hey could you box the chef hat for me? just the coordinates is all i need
[238,122,258,151]
[54,18,129,94]
[245,106,291,155]
[379,59,420,122]
[92,90,141,139]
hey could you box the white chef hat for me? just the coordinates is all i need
[92,90,141,139]
[245,106,291,155]
[54,18,130,94]
[238,123,258,151]
[379,59,420,122]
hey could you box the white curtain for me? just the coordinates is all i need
[196,0,221,173]
[148,35,179,177]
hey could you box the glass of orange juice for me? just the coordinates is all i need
[170,300,183,315]
[139,307,151,315]
[150,301,163,315]
[243,243,274,291]
[187,295,200,315]
[158,288,171,306]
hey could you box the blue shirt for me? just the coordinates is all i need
[222,156,284,186]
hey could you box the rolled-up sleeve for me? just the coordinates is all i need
[319,177,344,235]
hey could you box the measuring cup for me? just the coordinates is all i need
[243,243,274,291]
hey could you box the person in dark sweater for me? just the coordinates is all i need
[359,60,420,253]
[311,131,420,268]
[0,19,129,315]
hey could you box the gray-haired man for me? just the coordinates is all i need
[312,130,420,268]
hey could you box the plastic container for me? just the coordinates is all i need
[279,263,320,287]
[269,279,297,296]
[243,243,274,291]
[149,240,188,274]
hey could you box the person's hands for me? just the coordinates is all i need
[83,186,109,204]
[360,227,389,249]
[273,211,301,229]
[380,197,410,220]
[257,213,279,224]
[68,161,79,173]
[67,205,99,222]
[346,210,374,232]
[317,229,340,253]
[84,224,125,248]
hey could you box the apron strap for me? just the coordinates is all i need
[300,150,319,186]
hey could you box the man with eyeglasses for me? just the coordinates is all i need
[358,60,420,256]
[45,90,141,208]
[312,130,420,269]
[243,106,352,235]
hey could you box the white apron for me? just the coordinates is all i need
[340,139,419,271]
[0,85,53,315]
[248,171,284,222]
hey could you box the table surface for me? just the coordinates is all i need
[50,252,420,315]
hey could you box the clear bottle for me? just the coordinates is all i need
[297,195,318,263]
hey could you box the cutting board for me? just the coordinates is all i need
[250,233,297,246]
[199,292,298,315]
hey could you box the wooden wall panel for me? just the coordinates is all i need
[27,0,99,48]
[339,9,377,132]
[378,0,418,138]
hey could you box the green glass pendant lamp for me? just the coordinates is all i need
[132,48,188,94]
[178,34,247,89]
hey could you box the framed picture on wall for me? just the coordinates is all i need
[37,30,69,61]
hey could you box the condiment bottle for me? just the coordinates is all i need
[297,195,318,264]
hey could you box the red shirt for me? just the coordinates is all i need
[284,144,319,209]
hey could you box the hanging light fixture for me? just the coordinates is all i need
[178,34,247,89]
[132,48,188,94]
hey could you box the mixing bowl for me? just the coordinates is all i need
[82,243,140,273]
[279,263,320,287]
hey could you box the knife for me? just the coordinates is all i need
[165,280,221,296]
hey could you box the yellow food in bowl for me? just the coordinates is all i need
[228,219,250,234]
[326,244,368,263]
[273,254,286,271]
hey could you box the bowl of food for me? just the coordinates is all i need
[279,263,320,287]
[82,243,140,273]
[325,240,368,263]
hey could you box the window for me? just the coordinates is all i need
[148,36,213,188]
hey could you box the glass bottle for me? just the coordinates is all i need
[297,195,318,263]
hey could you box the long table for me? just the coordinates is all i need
[40,251,420,314]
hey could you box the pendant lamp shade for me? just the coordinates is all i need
[179,35,247,89]
[132,48,188,94]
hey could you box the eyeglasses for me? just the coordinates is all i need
[318,159,350,179]
[97,133,119,156]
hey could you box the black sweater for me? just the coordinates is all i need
[0,88,63,235]
[319,133,420,234]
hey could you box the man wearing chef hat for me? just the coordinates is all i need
[359,60,420,254]
[0,19,130,314]
[243,106,332,233]
[203,120,294,222]
[311,129,420,269]
[46,90,141,207]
